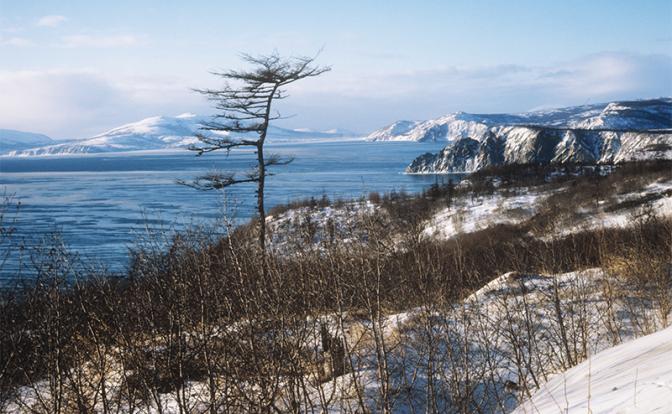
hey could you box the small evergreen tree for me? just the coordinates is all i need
[182,53,330,252]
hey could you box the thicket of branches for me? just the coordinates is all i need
[0,162,670,412]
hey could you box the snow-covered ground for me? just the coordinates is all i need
[258,171,672,412]
[297,267,670,413]
[553,178,672,237]
[5,253,669,412]
[421,176,672,241]
[266,201,380,251]
[514,325,672,414]
[422,190,545,239]
[262,171,672,256]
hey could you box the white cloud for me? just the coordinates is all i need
[0,70,205,138]
[0,36,33,47]
[0,70,124,138]
[300,52,671,101]
[0,52,668,137]
[278,51,672,131]
[61,34,141,48]
[36,15,67,28]
[538,52,672,100]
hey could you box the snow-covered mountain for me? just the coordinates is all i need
[407,127,672,173]
[368,98,672,142]
[5,114,359,156]
[0,129,54,153]
[398,98,672,173]
[365,120,422,141]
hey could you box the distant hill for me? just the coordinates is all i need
[4,114,360,156]
[368,98,672,142]
[0,129,54,154]
[376,98,672,173]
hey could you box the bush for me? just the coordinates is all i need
[1,160,671,412]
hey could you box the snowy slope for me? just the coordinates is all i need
[368,98,672,142]
[9,114,204,156]
[266,201,379,252]
[0,129,54,153]
[421,175,672,241]
[422,190,544,239]
[295,266,668,413]
[365,120,422,141]
[5,114,360,156]
[513,325,672,414]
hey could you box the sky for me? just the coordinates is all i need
[0,0,671,139]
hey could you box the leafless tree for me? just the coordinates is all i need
[181,52,330,252]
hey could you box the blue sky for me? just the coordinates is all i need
[1,0,671,138]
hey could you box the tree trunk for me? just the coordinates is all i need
[256,141,266,253]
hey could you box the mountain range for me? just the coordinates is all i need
[368,98,672,142]
[4,99,671,169]
[2,114,359,156]
[391,98,672,173]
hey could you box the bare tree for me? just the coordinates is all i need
[182,52,330,252]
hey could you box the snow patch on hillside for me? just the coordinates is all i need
[307,266,669,413]
[266,201,379,251]
[422,190,544,239]
[421,175,672,241]
[553,177,672,238]
[514,324,672,414]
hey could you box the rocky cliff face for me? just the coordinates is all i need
[400,98,672,173]
[406,127,672,173]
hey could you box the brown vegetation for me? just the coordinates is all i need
[0,161,670,412]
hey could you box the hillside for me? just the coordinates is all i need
[513,325,672,413]
[367,98,672,142]
[371,98,672,173]
[0,129,54,154]
[4,114,359,156]
[2,160,671,413]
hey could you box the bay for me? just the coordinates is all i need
[0,140,455,279]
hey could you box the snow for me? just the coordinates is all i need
[0,129,54,153]
[422,190,544,239]
[419,171,672,242]
[266,201,379,251]
[553,177,672,238]
[571,99,672,130]
[4,116,361,156]
[6,115,206,156]
[370,99,672,175]
[305,266,669,413]
[5,259,669,413]
[407,126,672,174]
[367,98,672,143]
[513,324,672,414]
[365,120,422,141]
[367,113,497,142]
